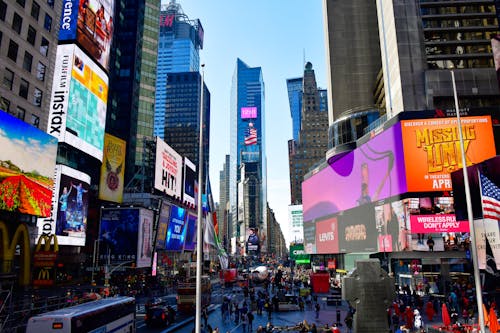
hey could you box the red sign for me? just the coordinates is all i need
[315,217,339,254]
[160,14,175,27]
[410,214,470,233]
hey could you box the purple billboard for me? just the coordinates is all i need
[302,122,407,223]
[165,205,186,252]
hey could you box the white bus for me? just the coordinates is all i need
[26,296,136,333]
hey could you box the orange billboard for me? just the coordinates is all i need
[99,134,126,203]
[401,116,495,192]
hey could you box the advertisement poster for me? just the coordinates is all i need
[99,133,125,203]
[246,227,260,254]
[474,219,500,270]
[155,201,170,249]
[241,106,257,119]
[183,157,196,206]
[401,116,495,192]
[410,214,469,233]
[99,208,139,264]
[58,0,115,71]
[315,217,339,254]
[154,137,182,198]
[338,204,378,253]
[137,208,153,268]
[303,222,316,254]
[47,44,108,161]
[165,205,186,252]
[183,213,197,251]
[0,110,58,217]
[302,122,407,223]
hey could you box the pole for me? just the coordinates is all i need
[451,70,486,333]
[195,64,205,333]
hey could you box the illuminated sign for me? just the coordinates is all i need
[241,106,257,119]
[401,116,495,192]
[137,208,153,268]
[182,157,196,206]
[315,218,339,254]
[99,208,139,265]
[154,137,182,198]
[99,133,126,203]
[0,222,31,286]
[159,13,175,27]
[410,214,469,233]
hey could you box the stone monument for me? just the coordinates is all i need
[342,259,395,333]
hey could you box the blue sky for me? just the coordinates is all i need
[177,0,327,243]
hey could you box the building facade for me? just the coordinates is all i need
[218,154,230,252]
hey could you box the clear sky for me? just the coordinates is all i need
[176,0,327,244]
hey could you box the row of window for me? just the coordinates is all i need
[0,0,53,32]
[1,97,40,127]
[3,66,44,106]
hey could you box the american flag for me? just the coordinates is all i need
[480,172,500,221]
[244,124,257,145]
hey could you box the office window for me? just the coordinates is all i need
[36,62,45,81]
[8,40,18,61]
[31,1,40,20]
[1,98,10,112]
[40,37,49,56]
[30,114,40,128]
[19,79,29,99]
[16,0,25,8]
[33,87,42,106]
[12,13,22,34]
[0,0,6,21]
[27,25,36,45]
[23,52,33,72]
[3,68,14,90]
[16,106,25,120]
[43,14,52,32]
[46,0,53,8]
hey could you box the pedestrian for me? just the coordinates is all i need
[202,306,209,328]
[241,310,248,333]
[331,323,340,333]
[247,310,254,332]
[344,314,353,333]
[315,302,320,319]
[414,309,424,332]
[425,299,435,322]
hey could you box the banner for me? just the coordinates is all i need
[137,208,153,268]
[410,214,469,233]
[155,202,170,249]
[154,137,182,198]
[164,205,186,252]
[315,217,339,254]
[99,208,139,264]
[99,134,125,203]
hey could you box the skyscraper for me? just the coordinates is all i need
[218,154,231,252]
[229,58,267,255]
[154,0,203,139]
[286,77,303,142]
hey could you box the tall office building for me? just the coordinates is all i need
[105,0,161,189]
[0,0,60,130]
[229,58,267,254]
[154,0,203,139]
[163,71,210,176]
[218,154,230,251]
[286,77,303,142]
[288,62,329,204]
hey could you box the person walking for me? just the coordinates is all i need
[247,311,254,333]
[315,302,320,319]
[202,306,209,328]
[241,310,248,333]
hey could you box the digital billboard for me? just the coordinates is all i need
[246,227,260,255]
[401,116,495,192]
[0,110,58,217]
[288,205,304,243]
[99,208,139,265]
[165,205,186,252]
[289,244,310,264]
[302,122,407,223]
[58,0,114,71]
[241,106,257,119]
[137,208,153,268]
[315,217,339,254]
[154,137,182,198]
[99,133,125,203]
[409,214,469,234]
[49,165,90,246]
[303,222,316,254]
[155,201,170,249]
[183,213,197,251]
[183,157,196,206]
[338,203,378,253]
[47,44,108,160]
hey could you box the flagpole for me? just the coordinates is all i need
[195,64,205,333]
[451,70,486,333]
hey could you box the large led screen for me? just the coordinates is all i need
[183,157,196,206]
[47,44,108,161]
[0,110,58,217]
[58,0,114,71]
[99,208,139,265]
[155,201,170,249]
[401,116,495,192]
[338,204,378,253]
[302,122,407,223]
[154,137,182,198]
[165,205,186,251]
[137,208,153,268]
[99,133,125,203]
[315,217,339,254]
[303,222,316,254]
[241,107,257,119]
[183,213,197,251]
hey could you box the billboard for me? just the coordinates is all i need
[99,208,139,265]
[409,214,469,234]
[289,244,310,264]
[315,217,339,254]
[0,110,58,217]
[99,133,125,203]
[303,222,316,254]
[47,44,108,160]
[302,122,407,223]
[288,205,304,243]
[183,213,197,251]
[338,204,378,253]
[155,201,170,249]
[401,116,495,192]
[246,227,260,255]
[154,137,182,198]
[241,106,257,119]
[165,205,186,252]
[58,0,114,71]
[137,208,153,268]
[183,157,196,206]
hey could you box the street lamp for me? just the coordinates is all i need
[450,70,486,333]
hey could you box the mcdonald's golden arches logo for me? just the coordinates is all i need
[0,221,31,286]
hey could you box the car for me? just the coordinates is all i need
[144,304,176,328]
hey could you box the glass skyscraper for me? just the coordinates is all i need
[154,1,203,139]
[286,77,303,142]
[229,58,267,254]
